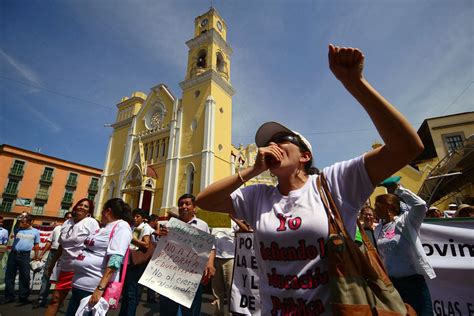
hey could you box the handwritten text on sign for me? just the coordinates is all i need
[230,232,261,315]
[138,217,215,308]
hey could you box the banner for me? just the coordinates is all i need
[230,232,261,315]
[229,220,473,316]
[421,219,474,316]
[139,217,215,308]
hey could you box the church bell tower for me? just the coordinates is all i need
[178,7,235,195]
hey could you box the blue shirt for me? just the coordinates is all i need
[12,227,40,252]
[0,227,8,245]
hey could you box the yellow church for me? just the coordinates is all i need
[95,7,473,222]
[96,8,241,222]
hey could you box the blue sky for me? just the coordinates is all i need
[1,0,472,170]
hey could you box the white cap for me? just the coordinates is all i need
[255,121,313,155]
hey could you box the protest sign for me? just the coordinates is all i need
[138,217,215,308]
[421,219,474,316]
[230,232,260,315]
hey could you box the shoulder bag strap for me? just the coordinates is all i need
[317,174,350,237]
[107,221,130,283]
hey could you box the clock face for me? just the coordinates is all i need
[217,21,223,31]
[201,18,208,27]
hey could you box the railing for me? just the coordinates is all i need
[62,196,73,204]
[66,179,77,188]
[9,168,24,178]
[2,187,18,197]
[40,174,53,184]
[35,192,49,201]
[0,203,12,212]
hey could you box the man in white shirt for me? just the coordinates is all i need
[33,212,73,308]
[211,222,238,316]
[159,193,216,316]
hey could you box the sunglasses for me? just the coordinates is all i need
[267,134,301,147]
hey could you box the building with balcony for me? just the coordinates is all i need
[0,144,102,224]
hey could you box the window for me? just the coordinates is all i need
[11,160,25,175]
[42,167,54,181]
[155,141,160,160]
[36,184,49,200]
[87,192,96,201]
[148,142,154,162]
[0,199,13,212]
[67,173,78,186]
[445,134,464,152]
[161,140,166,157]
[32,203,45,215]
[63,188,74,204]
[89,177,99,191]
[197,50,207,68]
[5,180,19,194]
[59,206,70,217]
[185,164,195,194]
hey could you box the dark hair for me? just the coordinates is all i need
[178,193,196,205]
[23,214,34,224]
[149,214,159,222]
[375,194,401,215]
[72,198,95,215]
[294,135,319,175]
[103,198,133,226]
[63,211,73,219]
[133,208,149,219]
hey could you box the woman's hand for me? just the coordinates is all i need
[254,144,284,172]
[328,44,365,86]
[88,288,103,307]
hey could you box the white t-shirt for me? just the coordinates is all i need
[212,222,238,259]
[231,155,373,316]
[59,217,100,272]
[47,225,62,250]
[130,222,154,250]
[72,219,132,292]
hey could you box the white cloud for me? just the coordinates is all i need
[0,49,42,85]
[26,105,62,133]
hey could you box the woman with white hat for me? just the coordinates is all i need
[196,44,424,315]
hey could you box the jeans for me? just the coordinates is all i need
[392,274,434,316]
[37,249,58,304]
[65,287,93,316]
[118,263,147,316]
[5,250,31,301]
[159,283,203,316]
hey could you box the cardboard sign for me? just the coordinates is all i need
[230,232,261,315]
[139,217,215,308]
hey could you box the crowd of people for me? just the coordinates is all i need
[1,44,472,315]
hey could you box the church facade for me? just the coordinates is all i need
[96,8,238,220]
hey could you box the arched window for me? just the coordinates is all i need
[197,49,207,68]
[216,52,225,72]
[185,164,195,194]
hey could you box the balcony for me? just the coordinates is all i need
[2,187,18,198]
[35,192,49,201]
[65,179,77,188]
[88,183,99,192]
[0,203,12,212]
[62,196,73,205]
[40,174,54,184]
[9,168,24,179]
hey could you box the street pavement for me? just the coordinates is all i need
[0,290,220,315]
